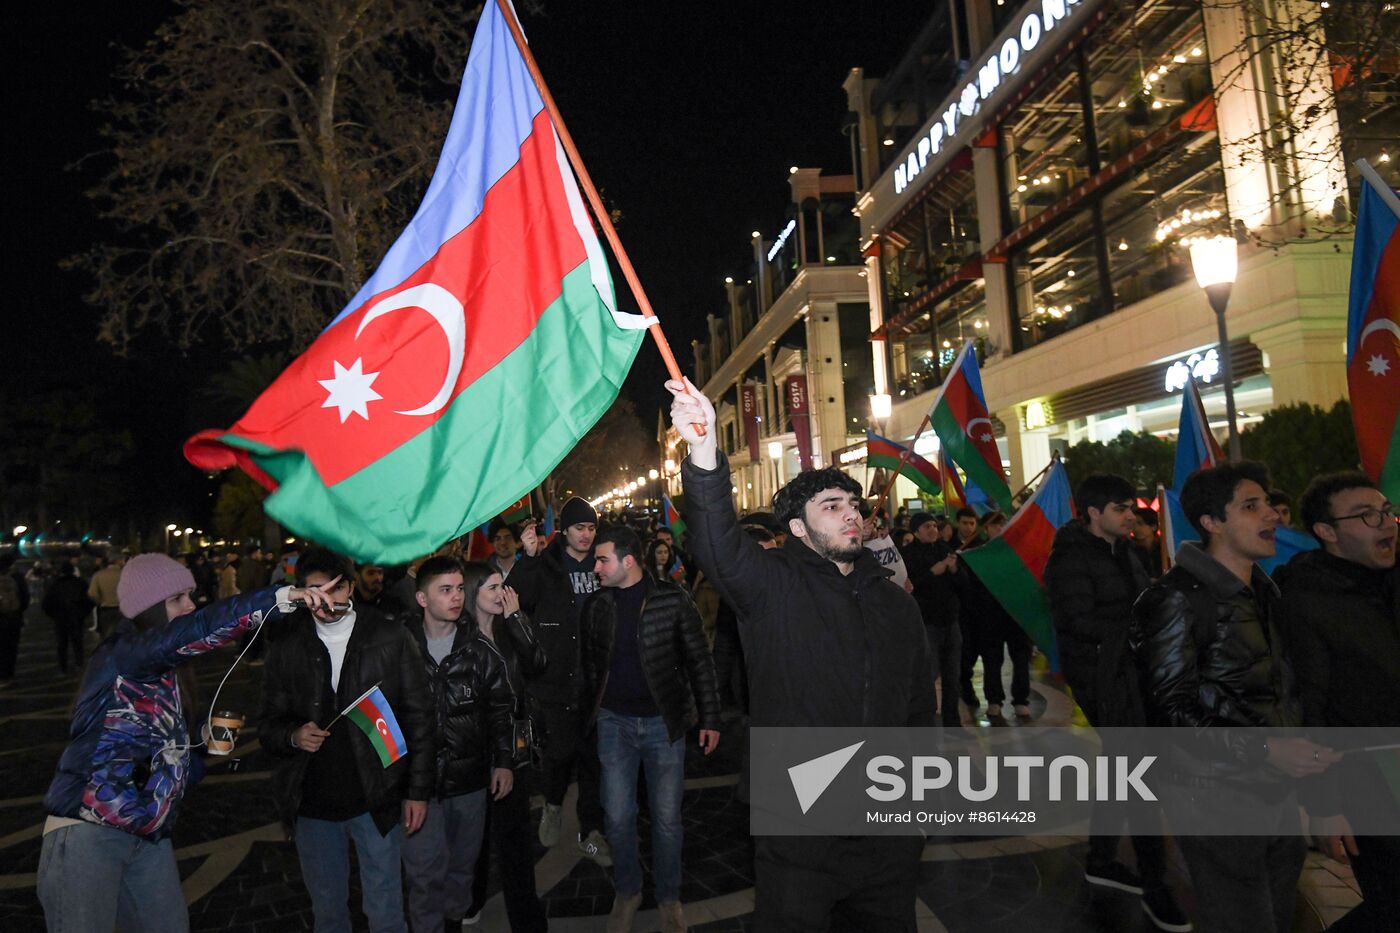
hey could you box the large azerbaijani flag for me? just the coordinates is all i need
[926,344,1013,513]
[958,459,1073,669]
[1347,169,1400,501]
[184,1,649,563]
[342,684,408,768]
[866,430,942,496]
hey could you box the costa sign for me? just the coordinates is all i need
[893,0,1085,196]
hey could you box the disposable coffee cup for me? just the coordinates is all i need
[208,710,244,755]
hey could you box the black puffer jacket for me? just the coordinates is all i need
[1044,520,1150,726]
[487,611,549,720]
[1130,543,1300,783]
[579,577,720,742]
[682,452,935,729]
[508,536,596,705]
[408,619,514,798]
[260,605,435,835]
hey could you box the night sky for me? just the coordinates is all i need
[7,0,928,529]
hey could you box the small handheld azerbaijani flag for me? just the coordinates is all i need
[183,0,650,563]
[342,684,408,768]
[662,493,686,540]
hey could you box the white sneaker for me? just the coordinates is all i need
[538,802,562,847]
[579,828,613,867]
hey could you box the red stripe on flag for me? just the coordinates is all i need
[942,374,1002,477]
[189,109,585,486]
[357,696,400,760]
[1349,227,1400,483]
[1000,504,1058,583]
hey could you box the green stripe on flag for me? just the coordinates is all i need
[867,451,904,471]
[1381,426,1400,503]
[230,261,642,563]
[869,450,940,496]
[959,537,1058,666]
[930,405,1013,512]
[346,707,396,768]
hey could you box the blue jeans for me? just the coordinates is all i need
[295,813,406,933]
[596,709,686,902]
[37,821,187,933]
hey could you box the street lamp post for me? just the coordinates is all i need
[1188,235,1242,461]
[164,523,177,554]
[767,440,784,499]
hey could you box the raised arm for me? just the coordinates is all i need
[668,378,778,620]
[113,587,285,682]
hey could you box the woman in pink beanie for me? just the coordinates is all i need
[36,552,339,933]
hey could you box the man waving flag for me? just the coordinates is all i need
[186,0,650,563]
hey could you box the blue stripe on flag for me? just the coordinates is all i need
[1348,181,1400,364]
[370,687,408,752]
[328,0,546,330]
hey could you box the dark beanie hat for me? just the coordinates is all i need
[559,496,597,529]
[909,511,938,534]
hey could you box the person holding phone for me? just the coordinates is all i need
[259,547,435,933]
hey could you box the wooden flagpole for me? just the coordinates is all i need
[326,681,382,730]
[494,0,704,435]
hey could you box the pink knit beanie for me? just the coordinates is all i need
[118,553,197,618]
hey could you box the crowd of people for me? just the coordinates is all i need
[17,375,1397,933]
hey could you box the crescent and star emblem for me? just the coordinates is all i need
[319,283,467,423]
[1358,318,1400,378]
[964,417,995,444]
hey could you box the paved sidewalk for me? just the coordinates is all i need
[0,608,1362,931]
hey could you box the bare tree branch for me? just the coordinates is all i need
[72,0,484,353]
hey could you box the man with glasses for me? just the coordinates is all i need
[1277,472,1399,931]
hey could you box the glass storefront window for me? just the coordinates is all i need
[882,164,979,331]
[1001,54,1094,227]
[1102,141,1225,309]
[1011,206,1108,348]
[997,0,1221,353]
[1084,3,1213,169]
[890,279,987,397]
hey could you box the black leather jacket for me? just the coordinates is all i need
[485,611,549,720]
[1130,543,1300,783]
[259,605,435,834]
[579,577,720,743]
[407,618,514,798]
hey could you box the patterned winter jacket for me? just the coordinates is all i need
[43,587,288,839]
